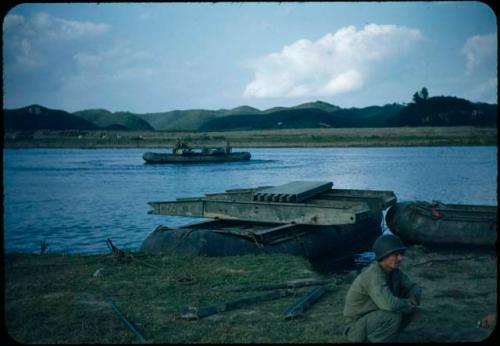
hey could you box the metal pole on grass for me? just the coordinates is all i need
[109,299,147,342]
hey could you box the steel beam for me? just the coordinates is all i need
[148,199,370,225]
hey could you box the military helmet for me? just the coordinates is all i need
[372,234,407,261]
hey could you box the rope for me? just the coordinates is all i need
[248,232,265,250]
[290,228,308,257]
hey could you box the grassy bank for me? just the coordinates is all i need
[4,126,497,148]
[4,245,496,343]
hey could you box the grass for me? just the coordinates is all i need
[434,289,476,299]
[4,126,497,148]
[4,244,497,343]
[5,252,347,344]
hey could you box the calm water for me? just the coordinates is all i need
[3,146,497,254]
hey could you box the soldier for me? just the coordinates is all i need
[343,233,422,343]
[173,138,182,154]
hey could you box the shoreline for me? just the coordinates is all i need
[4,126,497,149]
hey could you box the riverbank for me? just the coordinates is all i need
[4,126,497,148]
[4,245,496,343]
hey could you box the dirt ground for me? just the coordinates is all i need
[395,245,497,342]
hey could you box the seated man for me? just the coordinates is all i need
[343,233,421,343]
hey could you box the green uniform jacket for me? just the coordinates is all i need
[343,262,421,321]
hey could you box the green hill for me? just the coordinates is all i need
[136,105,262,131]
[4,93,495,132]
[136,109,221,131]
[138,102,344,131]
[222,105,261,115]
[73,109,154,131]
[291,100,341,113]
[4,105,98,131]
[262,106,287,113]
[200,108,340,131]
[332,103,405,127]
[199,103,404,131]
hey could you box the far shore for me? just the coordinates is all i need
[3,126,497,149]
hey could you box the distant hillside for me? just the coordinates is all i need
[73,109,154,131]
[221,105,261,115]
[4,105,98,131]
[4,92,496,132]
[262,106,287,113]
[388,95,497,126]
[136,109,222,131]
[136,102,344,131]
[136,105,265,131]
[200,103,403,131]
[135,95,495,131]
[201,108,335,131]
[334,104,405,127]
[290,100,341,113]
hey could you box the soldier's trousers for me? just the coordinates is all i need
[344,310,413,343]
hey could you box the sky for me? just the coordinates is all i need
[2,2,497,113]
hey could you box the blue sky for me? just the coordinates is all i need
[2,2,497,113]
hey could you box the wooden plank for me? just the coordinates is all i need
[149,200,205,218]
[226,278,337,292]
[252,224,301,243]
[252,181,333,202]
[282,286,327,320]
[209,224,299,243]
[265,230,312,245]
[179,290,293,320]
[203,191,254,201]
[148,199,370,225]
[300,198,374,209]
[324,188,396,198]
[318,189,397,209]
[209,228,256,239]
[253,223,297,236]
[224,186,273,193]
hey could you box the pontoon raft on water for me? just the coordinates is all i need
[141,181,396,262]
[143,140,251,164]
[386,200,497,247]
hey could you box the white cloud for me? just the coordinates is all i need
[55,18,110,39]
[73,52,103,67]
[320,69,364,95]
[468,77,497,103]
[460,33,497,103]
[3,13,25,30]
[5,12,110,40]
[3,12,110,68]
[462,33,497,75]
[3,10,160,112]
[243,23,423,98]
[66,43,157,99]
[476,77,497,94]
[73,45,153,68]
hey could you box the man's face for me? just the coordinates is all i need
[380,251,405,272]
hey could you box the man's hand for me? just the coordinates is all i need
[478,313,496,329]
[408,295,419,306]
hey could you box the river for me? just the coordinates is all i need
[3,146,497,254]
